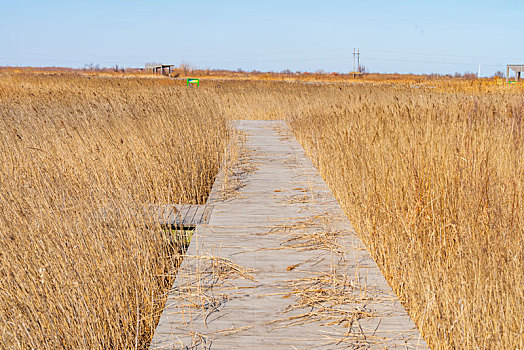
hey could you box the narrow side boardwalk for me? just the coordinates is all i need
[151,120,427,349]
[147,204,214,228]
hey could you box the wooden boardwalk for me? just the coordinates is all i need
[147,204,214,228]
[150,120,428,349]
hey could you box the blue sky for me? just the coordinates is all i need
[1,0,523,75]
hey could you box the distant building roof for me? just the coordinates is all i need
[507,64,524,71]
[145,64,175,69]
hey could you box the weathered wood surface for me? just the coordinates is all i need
[147,204,214,228]
[150,120,428,349]
[97,204,212,228]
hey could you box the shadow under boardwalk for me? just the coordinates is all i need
[150,120,428,349]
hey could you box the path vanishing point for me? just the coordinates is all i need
[150,120,428,349]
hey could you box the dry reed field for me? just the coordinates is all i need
[0,72,229,348]
[289,85,523,349]
[1,70,522,349]
[219,79,523,348]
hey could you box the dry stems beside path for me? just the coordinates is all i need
[218,78,523,348]
[0,73,228,348]
[289,86,524,349]
[1,72,522,349]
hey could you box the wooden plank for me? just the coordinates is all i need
[143,204,176,226]
[201,204,213,224]
[183,205,199,227]
[192,205,205,225]
[176,205,192,227]
[150,120,428,349]
[142,204,209,228]
[196,204,213,225]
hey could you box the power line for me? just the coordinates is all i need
[5,46,521,64]
[360,47,523,62]
[0,50,510,72]
[360,56,503,68]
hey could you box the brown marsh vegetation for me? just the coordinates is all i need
[219,79,523,349]
[0,72,228,348]
[289,85,524,349]
[0,71,522,349]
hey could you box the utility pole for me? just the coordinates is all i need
[478,64,481,79]
[353,48,356,73]
[357,48,360,72]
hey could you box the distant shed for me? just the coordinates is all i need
[507,65,524,82]
[145,64,175,76]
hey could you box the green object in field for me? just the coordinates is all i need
[187,78,200,86]
[164,228,194,250]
